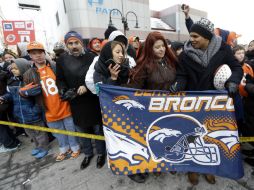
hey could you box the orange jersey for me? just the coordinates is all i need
[37,65,71,122]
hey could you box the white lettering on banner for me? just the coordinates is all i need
[149,96,234,112]
[148,98,165,111]
[163,97,181,111]
[211,95,228,110]
[40,78,58,96]
[18,31,30,35]
[180,97,196,111]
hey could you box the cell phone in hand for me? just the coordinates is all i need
[105,59,116,67]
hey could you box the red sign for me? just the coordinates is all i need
[1,20,35,45]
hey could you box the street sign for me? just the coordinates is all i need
[1,20,35,45]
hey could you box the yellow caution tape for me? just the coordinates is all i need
[1,120,254,142]
[239,137,254,142]
[0,120,105,141]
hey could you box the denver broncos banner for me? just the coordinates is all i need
[98,84,244,179]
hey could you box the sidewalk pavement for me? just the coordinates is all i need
[0,135,254,190]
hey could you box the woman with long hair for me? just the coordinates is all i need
[130,31,178,90]
[128,31,178,179]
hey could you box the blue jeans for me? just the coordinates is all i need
[76,124,105,156]
[47,116,80,154]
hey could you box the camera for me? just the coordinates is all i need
[105,59,117,67]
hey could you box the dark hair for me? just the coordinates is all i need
[232,45,245,55]
[132,31,177,80]
[104,26,117,39]
[98,41,125,67]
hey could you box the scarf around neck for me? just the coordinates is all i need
[184,35,222,67]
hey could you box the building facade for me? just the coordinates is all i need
[0,0,206,51]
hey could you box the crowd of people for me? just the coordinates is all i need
[1,4,254,185]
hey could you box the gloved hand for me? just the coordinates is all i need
[61,88,77,101]
[169,82,178,93]
[95,82,102,95]
[225,82,238,97]
[59,88,67,99]
[19,83,42,97]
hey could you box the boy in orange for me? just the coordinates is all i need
[23,41,80,161]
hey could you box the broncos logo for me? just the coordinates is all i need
[103,126,149,165]
[113,95,145,110]
[204,118,240,158]
[146,114,220,165]
[148,128,182,143]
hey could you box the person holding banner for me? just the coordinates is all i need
[129,31,178,179]
[170,18,243,185]
[92,41,149,183]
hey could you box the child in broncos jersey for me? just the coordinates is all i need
[23,41,80,161]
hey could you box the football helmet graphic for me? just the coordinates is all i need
[146,114,220,165]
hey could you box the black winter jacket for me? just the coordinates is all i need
[175,42,243,91]
[56,53,102,128]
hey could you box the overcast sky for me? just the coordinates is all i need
[149,0,253,45]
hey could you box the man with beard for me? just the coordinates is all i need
[170,18,243,185]
[56,31,106,169]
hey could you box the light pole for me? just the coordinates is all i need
[108,9,139,36]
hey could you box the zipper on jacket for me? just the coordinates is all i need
[18,81,25,124]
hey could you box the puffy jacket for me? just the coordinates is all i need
[2,80,42,124]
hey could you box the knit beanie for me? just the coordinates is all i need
[190,18,214,40]
[64,31,84,46]
[13,58,31,76]
[3,49,18,59]
[227,32,241,47]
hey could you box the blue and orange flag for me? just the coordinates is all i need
[99,84,244,179]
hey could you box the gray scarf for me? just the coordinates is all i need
[184,35,222,67]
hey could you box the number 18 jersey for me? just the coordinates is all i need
[38,65,71,122]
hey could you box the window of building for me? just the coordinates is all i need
[63,0,66,13]
[18,0,40,10]
[56,11,60,26]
